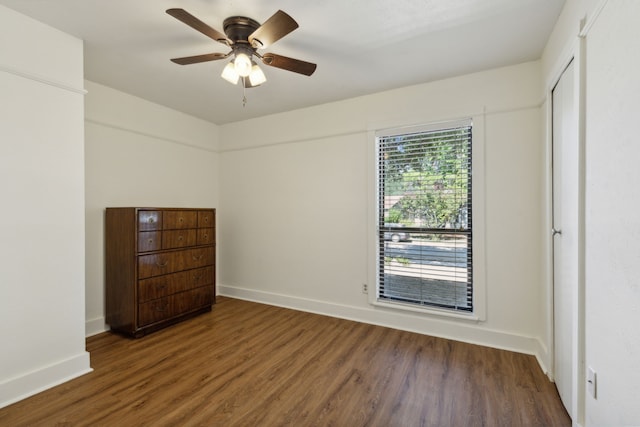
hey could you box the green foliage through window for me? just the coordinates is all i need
[380,128,470,229]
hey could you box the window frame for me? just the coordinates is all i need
[367,117,486,321]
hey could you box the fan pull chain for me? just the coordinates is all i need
[242,78,247,107]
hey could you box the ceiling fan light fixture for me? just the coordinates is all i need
[234,52,252,77]
[249,61,267,86]
[168,8,317,93]
[221,61,239,84]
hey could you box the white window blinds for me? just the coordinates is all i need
[376,119,472,312]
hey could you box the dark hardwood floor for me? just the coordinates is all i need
[0,297,571,426]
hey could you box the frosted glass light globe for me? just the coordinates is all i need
[234,53,252,77]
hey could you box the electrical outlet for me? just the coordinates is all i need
[362,283,368,294]
[587,367,597,399]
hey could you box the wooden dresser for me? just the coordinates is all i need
[105,207,216,337]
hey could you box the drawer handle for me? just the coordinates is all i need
[148,218,155,224]
[179,217,184,223]
[193,274,202,281]
[156,260,168,267]
[202,234,208,239]
[156,284,166,290]
[192,254,204,261]
[178,235,184,241]
[154,304,167,312]
[148,239,154,244]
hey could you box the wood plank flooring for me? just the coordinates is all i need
[0,297,571,426]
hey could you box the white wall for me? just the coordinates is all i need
[84,81,221,335]
[219,61,548,364]
[0,5,90,408]
[541,0,601,84]
[583,1,640,424]
[541,0,640,424]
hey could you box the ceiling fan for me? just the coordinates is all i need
[166,8,317,88]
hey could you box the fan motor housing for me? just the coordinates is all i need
[223,16,260,44]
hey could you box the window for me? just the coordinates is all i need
[375,119,473,312]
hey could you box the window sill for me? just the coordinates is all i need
[371,298,480,322]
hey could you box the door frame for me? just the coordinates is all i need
[544,37,586,426]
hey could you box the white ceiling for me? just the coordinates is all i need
[1,0,565,125]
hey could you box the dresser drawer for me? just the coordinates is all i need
[198,210,215,228]
[138,266,214,302]
[138,231,161,252]
[176,285,213,313]
[162,229,196,249]
[197,228,215,245]
[163,210,197,230]
[138,210,161,231]
[138,246,214,279]
[138,286,213,326]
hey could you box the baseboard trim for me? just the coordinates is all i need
[534,338,552,380]
[85,316,108,337]
[0,351,92,409]
[218,285,548,373]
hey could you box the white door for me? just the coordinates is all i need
[552,59,579,420]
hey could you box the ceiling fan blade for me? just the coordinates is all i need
[170,52,230,65]
[166,8,230,45]
[249,10,298,49]
[261,53,317,76]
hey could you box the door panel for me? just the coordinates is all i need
[552,59,578,421]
